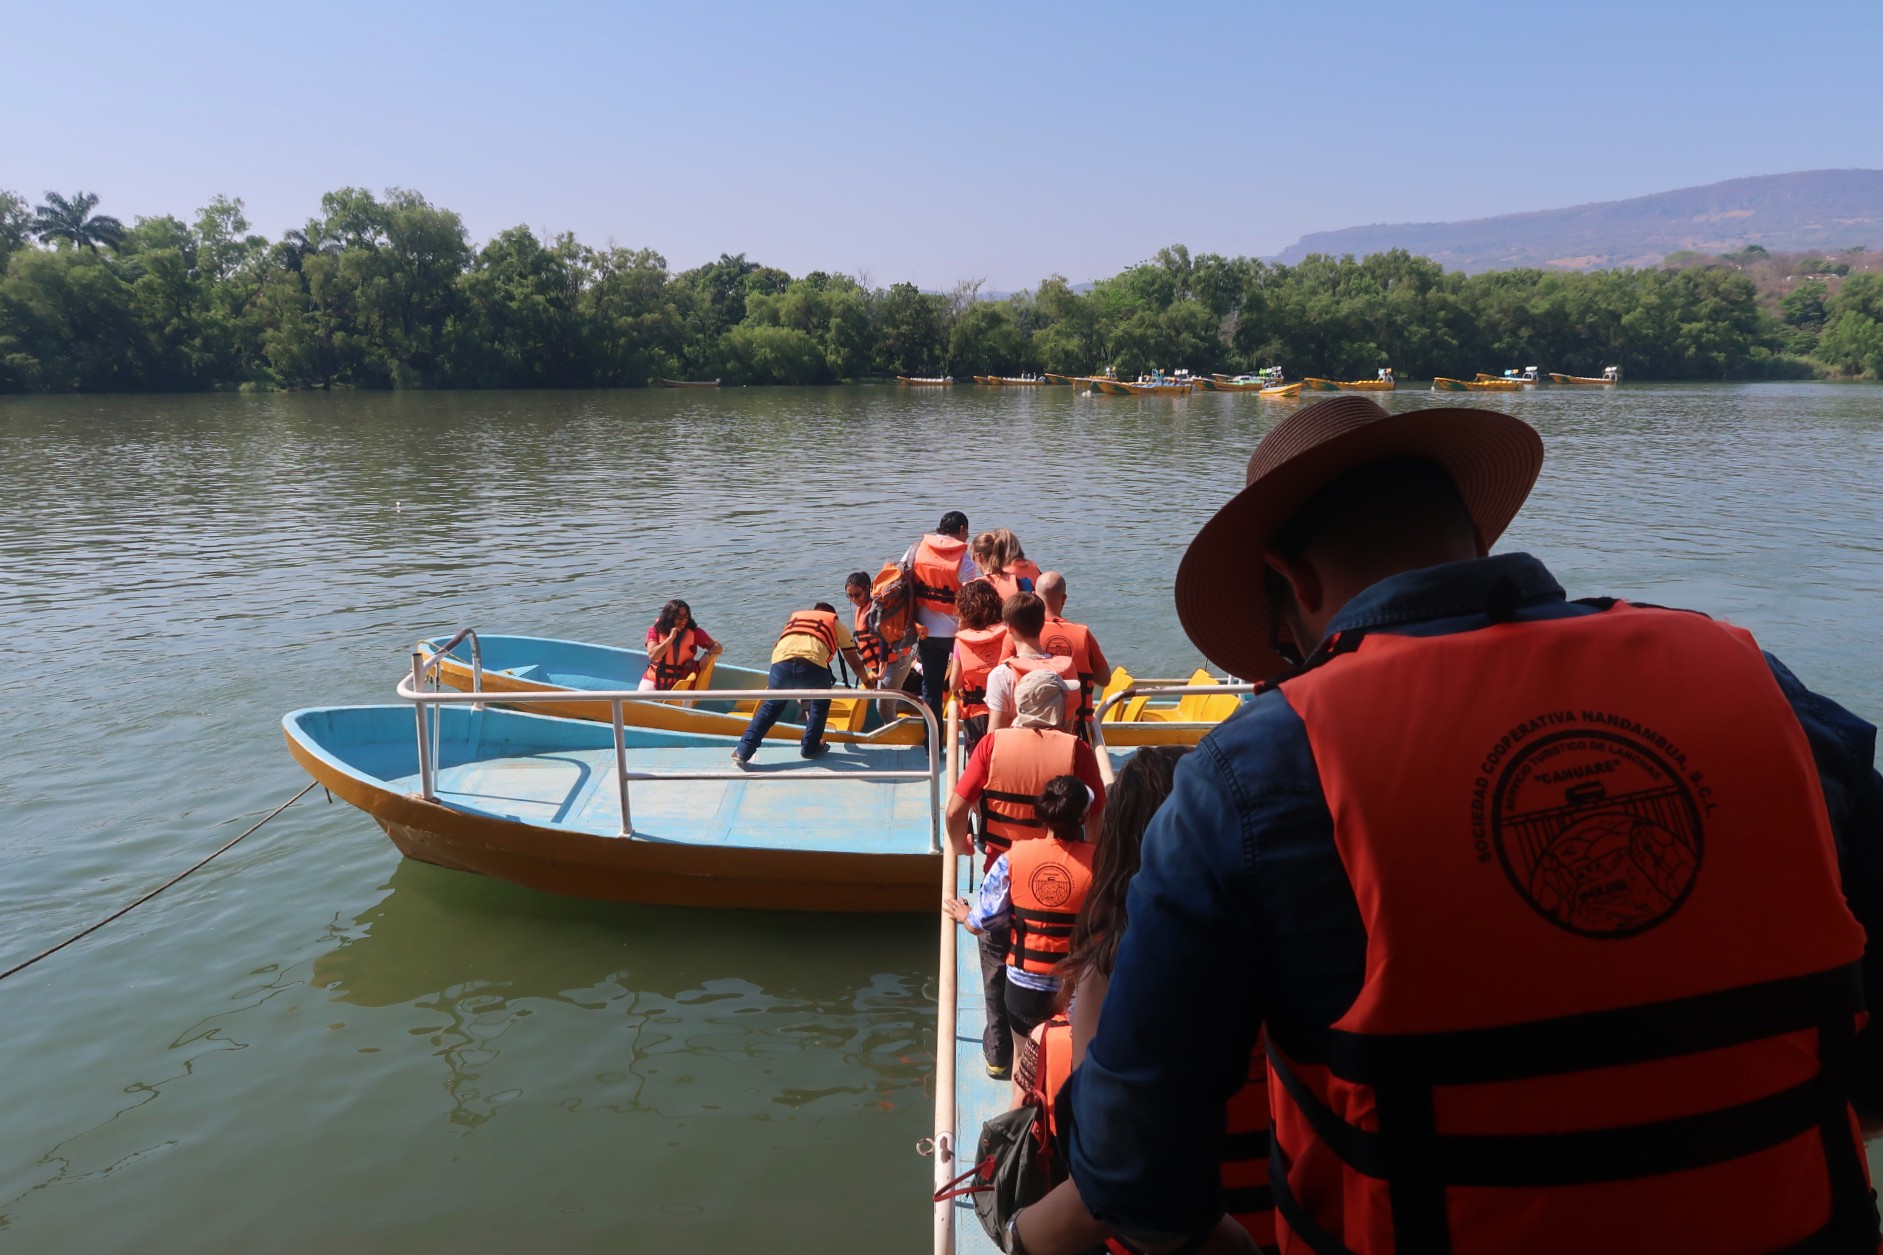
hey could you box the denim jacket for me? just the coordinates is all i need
[1058,552,1883,1243]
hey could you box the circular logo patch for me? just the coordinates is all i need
[1490,729,1703,939]
[1029,863,1073,908]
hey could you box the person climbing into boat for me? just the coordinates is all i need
[903,511,978,724]
[944,578,1008,755]
[1002,571,1112,741]
[729,602,867,768]
[1049,395,1883,1255]
[985,592,1079,734]
[845,569,914,720]
[945,669,1105,1079]
[639,599,722,691]
[972,527,1043,602]
[944,774,1097,1070]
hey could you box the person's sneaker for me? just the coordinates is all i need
[986,1062,1011,1080]
[801,742,829,760]
[729,751,750,771]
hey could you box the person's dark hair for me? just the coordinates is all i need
[938,510,969,538]
[845,571,872,594]
[955,579,1003,631]
[812,601,837,614]
[1034,775,1090,842]
[1059,746,1188,981]
[1001,590,1046,638]
[655,599,698,635]
[1270,457,1473,563]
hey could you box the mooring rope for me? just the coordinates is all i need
[0,781,319,985]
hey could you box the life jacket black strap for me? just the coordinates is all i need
[1268,1042,1832,1188]
[1267,1143,1360,1255]
[1314,963,1864,1086]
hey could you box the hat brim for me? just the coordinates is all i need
[1175,406,1544,679]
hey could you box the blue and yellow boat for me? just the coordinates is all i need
[284,699,943,912]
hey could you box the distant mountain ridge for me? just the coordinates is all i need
[1272,170,1883,273]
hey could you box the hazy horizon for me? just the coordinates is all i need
[6,0,1880,289]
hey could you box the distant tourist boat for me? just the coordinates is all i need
[1550,367,1622,385]
[1481,367,1541,386]
[1434,376,1523,392]
[1304,369,1396,392]
[896,375,955,385]
[985,376,1052,386]
[1041,373,1079,385]
[1259,380,1304,397]
[656,377,720,387]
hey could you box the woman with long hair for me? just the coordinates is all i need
[639,598,722,691]
[971,528,1042,602]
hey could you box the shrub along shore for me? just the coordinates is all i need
[2,187,1880,394]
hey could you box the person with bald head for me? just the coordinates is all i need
[1004,570,1113,741]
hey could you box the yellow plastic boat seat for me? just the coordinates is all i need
[1119,693,1156,723]
[1098,667,1134,723]
[1172,670,1221,722]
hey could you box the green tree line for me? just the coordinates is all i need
[2,186,1878,393]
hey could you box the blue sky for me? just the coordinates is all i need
[4,0,1877,289]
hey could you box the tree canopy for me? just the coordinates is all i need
[0,186,1873,394]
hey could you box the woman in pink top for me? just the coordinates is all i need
[640,599,722,690]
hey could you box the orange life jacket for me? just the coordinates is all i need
[1222,1038,1275,1250]
[1266,603,1874,1255]
[1034,1016,1076,1145]
[984,558,1042,603]
[777,609,839,667]
[1018,615,1100,733]
[980,726,1080,860]
[953,624,1010,719]
[642,625,704,686]
[854,603,886,673]
[1004,652,1080,727]
[1006,836,1095,977]
[912,534,969,617]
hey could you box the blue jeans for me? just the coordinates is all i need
[735,658,833,759]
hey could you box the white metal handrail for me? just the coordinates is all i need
[399,654,945,852]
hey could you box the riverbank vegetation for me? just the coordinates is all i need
[2,187,1880,393]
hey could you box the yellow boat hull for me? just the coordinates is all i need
[1259,382,1303,397]
[1434,376,1522,392]
[1305,377,1395,392]
[1550,373,1619,385]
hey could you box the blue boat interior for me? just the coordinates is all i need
[286,704,937,854]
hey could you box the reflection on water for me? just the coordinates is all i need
[313,861,933,1131]
[1,383,1880,1250]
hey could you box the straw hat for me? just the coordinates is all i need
[1175,396,1544,679]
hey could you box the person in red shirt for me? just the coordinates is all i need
[639,599,721,690]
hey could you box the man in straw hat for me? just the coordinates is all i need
[946,667,1107,1079]
[1018,396,1883,1254]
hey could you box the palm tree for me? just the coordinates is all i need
[32,191,126,251]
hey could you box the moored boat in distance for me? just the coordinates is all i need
[897,375,955,385]
[1481,367,1541,386]
[985,375,1053,386]
[656,377,720,387]
[1550,366,1622,385]
[1259,380,1303,397]
[1434,376,1523,392]
[1041,372,1079,385]
[1303,368,1396,392]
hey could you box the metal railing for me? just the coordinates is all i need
[399,648,945,852]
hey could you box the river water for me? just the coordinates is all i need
[3,382,1881,1250]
